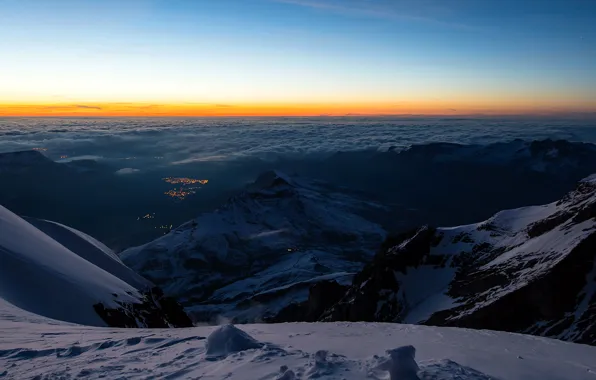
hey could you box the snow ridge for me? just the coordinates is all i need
[0,205,191,328]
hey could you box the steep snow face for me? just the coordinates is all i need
[322,176,596,345]
[121,171,386,322]
[24,217,151,289]
[1,301,596,380]
[0,206,191,328]
[0,205,142,326]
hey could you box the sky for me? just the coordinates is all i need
[0,0,595,116]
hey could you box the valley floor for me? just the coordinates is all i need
[1,301,595,380]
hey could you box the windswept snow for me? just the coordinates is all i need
[0,205,143,326]
[24,217,151,289]
[1,299,596,380]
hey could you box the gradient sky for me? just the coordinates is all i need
[1,0,595,116]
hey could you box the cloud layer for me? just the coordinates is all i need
[1,117,595,171]
[115,167,140,175]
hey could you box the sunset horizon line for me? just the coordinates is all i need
[2,103,595,118]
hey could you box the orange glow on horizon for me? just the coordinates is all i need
[1,101,595,117]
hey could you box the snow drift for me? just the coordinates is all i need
[205,324,263,359]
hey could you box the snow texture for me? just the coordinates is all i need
[374,345,420,380]
[1,299,596,380]
[23,216,151,289]
[205,324,264,359]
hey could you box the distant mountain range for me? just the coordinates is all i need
[287,138,596,229]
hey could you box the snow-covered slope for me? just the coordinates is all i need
[1,299,595,380]
[121,171,386,322]
[23,217,151,289]
[0,205,191,328]
[318,175,596,345]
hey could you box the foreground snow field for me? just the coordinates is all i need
[1,300,595,380]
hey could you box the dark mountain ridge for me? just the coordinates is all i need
[276,175,596,345]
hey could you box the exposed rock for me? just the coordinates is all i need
[268,280,349,322]
[93,286,193,328]
[321,176,596,345]
[320,227,440,322]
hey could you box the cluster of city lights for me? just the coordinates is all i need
[136,214,173,235]
[137,213,156,220]
[164,188,197,200]
[162,177,208,200]
[163,177,208,185]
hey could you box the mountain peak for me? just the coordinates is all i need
[121,171,386,323]
[247,170,295,192]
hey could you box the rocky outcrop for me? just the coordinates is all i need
[267,280,349,323]
[320,175,596,345]
[319,227,441,322]
[94,287,193,328]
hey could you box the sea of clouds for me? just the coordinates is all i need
[1,116,596,169]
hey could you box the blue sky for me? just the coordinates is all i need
[0,0,595,115]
